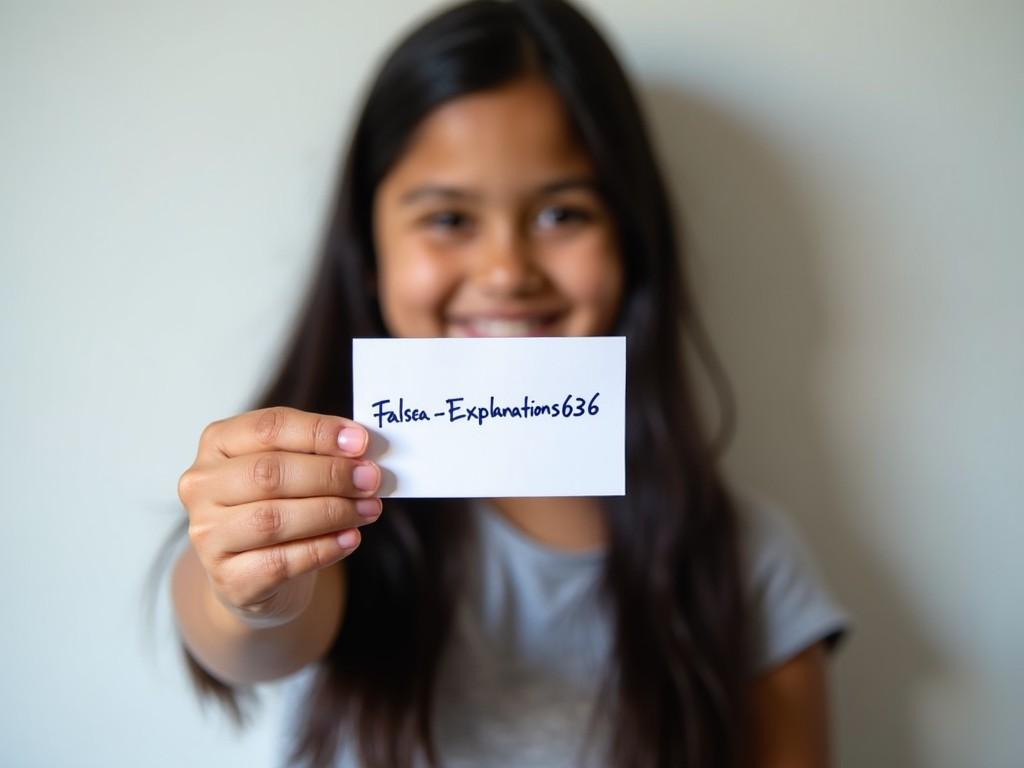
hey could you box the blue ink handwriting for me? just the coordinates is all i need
[370,393,600,429]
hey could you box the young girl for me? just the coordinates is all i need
[162,1,849,766]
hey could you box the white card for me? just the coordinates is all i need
[352,336,625,498]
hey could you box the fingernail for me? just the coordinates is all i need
[355,498,381,518]
[352,462,379,492]
[337,529,358,549]
[337,426,367,454]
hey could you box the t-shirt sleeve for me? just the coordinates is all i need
[737,491,852,676]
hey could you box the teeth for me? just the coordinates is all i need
[467,318,541,337]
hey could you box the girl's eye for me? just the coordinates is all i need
[535,205,592,230]
[424,210,471,232]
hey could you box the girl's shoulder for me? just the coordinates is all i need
[730,484,852,674]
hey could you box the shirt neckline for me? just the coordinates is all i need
[472,499,608,565]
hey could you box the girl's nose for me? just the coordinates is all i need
[473,231,546,296]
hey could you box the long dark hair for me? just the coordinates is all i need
[147,1,748,766]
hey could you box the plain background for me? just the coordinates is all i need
[1,1,1021,766]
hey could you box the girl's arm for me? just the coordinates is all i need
[170,406,381,686]
[171,544,346,685]
[750,641,832,768]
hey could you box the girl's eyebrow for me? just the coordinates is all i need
[398,175,599,206]
[399,185,479,205]
[536,176,599,196]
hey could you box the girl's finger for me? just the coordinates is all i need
[209,495,382,555]
[197,406,370,463]
[216,528,363,608]
[203,451,381,506]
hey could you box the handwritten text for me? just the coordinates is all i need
[371,393,601,429]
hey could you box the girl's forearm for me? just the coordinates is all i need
[170,545,346,685]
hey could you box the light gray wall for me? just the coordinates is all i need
[2,1,1020,766]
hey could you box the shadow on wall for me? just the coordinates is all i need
[642,82,943,768]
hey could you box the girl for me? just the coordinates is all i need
[160,1,849,766]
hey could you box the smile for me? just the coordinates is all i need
[449,313,562,337]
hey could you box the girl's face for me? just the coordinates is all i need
[372,76,623,338]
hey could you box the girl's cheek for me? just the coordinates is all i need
[380,241,462,334]
[551,241,623,335]
[550,234,623,305]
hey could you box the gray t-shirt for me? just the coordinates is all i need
[271,492,850,767]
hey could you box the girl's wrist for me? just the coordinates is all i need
[204,573,313,633]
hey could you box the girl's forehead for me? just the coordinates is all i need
[383,77,595,192]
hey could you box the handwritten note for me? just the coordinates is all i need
[352,337,625,497]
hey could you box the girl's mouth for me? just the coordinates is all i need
[448,313,563,337]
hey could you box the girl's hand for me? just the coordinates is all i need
[177,406,381,629]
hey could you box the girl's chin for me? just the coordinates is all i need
[445,317,568,338]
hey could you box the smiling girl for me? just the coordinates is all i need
[161,1,849,766]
